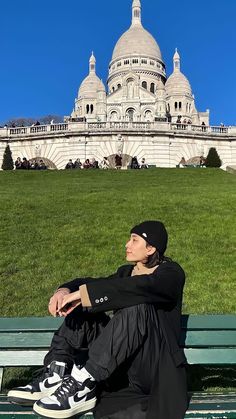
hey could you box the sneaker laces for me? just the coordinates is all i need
[53,376,80,401]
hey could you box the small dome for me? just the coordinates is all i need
[78,53,105,98]
[78,75,105,98]
[165,49,192,96]
[165,71,192,96]
[112,25,162,61]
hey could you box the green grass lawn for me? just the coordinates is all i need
[0,168,235,316]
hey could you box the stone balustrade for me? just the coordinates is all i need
[0,123,69,137]
[170,123,229,134]
[0,121,233,139]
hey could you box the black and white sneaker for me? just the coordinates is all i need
[33,365,96,418]
[7,361,67,405]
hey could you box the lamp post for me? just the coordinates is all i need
[85,138,88,161]
[169,141,172,168]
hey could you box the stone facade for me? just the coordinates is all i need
[0,0,235,169]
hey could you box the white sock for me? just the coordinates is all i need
[71,365,95,382]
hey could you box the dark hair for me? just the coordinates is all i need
[144,249,164,268]
[144,244,172,268]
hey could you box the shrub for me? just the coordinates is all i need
[1,144,14,170]
[206,147,222,167]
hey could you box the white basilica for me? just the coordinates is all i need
[72,0,208,127]
[0,0,235,170]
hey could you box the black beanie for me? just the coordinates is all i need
[130,220,168,255]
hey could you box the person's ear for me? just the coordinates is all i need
[146,245,156,256]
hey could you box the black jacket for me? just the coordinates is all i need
[60,260,188,419]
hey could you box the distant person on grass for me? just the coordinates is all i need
[8,221,188,419]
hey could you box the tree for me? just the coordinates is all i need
[4,115,63,127]
[206,147,222,168]
[2,144,14,170]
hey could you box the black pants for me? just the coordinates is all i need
[44,304,161,418]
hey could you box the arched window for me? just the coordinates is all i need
[110,111,118,121]
[145,110,152,122]
[112,86,115,92]
[142,81,147,89]
[126,108,135,122]
[90,104,94,114]
[150,83,155,93]
[134,10,140,18]
[117,84,121,89]
[179,102,182,110]
[175,102,178,110]
[86,104,89,114]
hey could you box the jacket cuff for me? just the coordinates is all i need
[79,284,92,307]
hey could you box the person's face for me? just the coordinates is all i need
[125,234,155,263]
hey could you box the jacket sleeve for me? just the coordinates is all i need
[58,271,120,293]
[80,263,185,312]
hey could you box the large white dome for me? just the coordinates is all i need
[112,24,162,61]
[111,0,162,62]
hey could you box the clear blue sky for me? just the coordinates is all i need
[0,0,235,126]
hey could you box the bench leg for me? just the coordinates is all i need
[0,368,3,392]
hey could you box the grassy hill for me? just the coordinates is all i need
[0,168,235,316]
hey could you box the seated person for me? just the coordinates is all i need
[100,157,110,169]
[140,158,149,169]
[130,156,139,169]
[8,221,188,419]
[65,160,74,170]
[179,157,187,168]
[15,157,22,169]
[91,158,99,169]
[83,159,91,169]
[74,158,82,169]
[115,154,122,169]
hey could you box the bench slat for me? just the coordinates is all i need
[1,315,235,332]
[0,318,63,333]
[0,333,53,349]
[181,330,236,347]
[0,351,47,366]
[181,315,236,330]
[185,348,236,364]
[1,330,236,349]
[1,348,236,366]
[1,394,236,418]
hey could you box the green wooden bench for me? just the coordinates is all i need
[0,315,236,418]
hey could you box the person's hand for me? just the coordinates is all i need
[48,288,70,317]
[59,290,81,317]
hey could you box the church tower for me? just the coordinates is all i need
[72,53,106,121]
[106,0,166,122]
[165,49,196,123]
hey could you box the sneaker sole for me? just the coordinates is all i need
[8,383,62,404]
[33,398,97,418]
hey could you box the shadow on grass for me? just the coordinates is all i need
[187,365,236,391]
